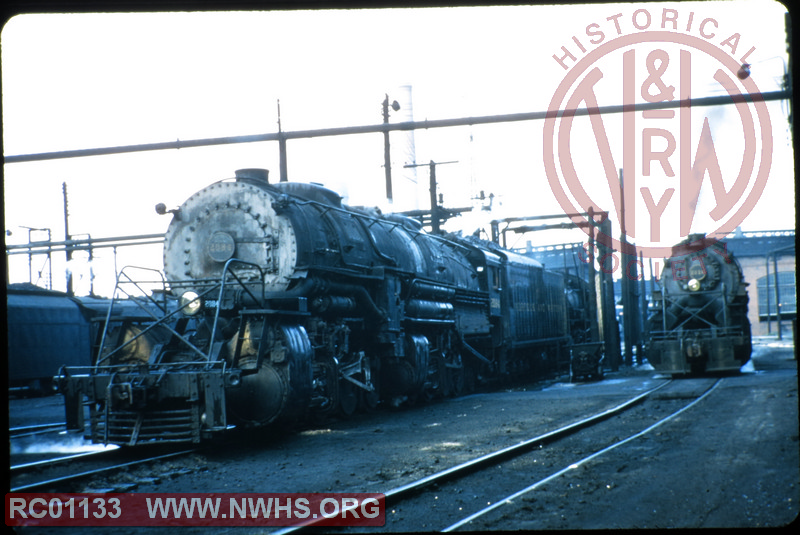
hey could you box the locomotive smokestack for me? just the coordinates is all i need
[235,168,269,183]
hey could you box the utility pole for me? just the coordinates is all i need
[773,254,783,340]
[403,160,457,234]
[617,169,644,366]
[596,215,621,372]
[63,182,73,296]
[382,94,400,202]
[586,208,600,344]
[639,250,648,362]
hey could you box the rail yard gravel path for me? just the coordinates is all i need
[471,344,799,530]
[9,341,798,533]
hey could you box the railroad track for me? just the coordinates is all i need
[272,377,724,533]
[441,378,722,531]
[10,446,197,492]
[9,422,68,438]
[11,447,117,476]
[9,422,112,470]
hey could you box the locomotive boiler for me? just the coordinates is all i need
[646,234,752,375]
[58,169,598,445]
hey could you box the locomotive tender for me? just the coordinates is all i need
[58,169,601,445]
[647,234,752,375]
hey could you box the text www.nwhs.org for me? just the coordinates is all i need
[6,493,385,527]
[147,496,382,520]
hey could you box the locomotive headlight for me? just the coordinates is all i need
[688,278,701,292]
[179,290,203,315]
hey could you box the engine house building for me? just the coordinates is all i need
[722,229,796,339]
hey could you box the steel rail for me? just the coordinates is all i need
[271,379,671,533]
[443,378,723,531]
[10,448,118,474]
[10,449,196,493]
[9,423,68,439]
[381,380,671,503]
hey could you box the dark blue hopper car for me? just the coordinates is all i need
[7,285,97,395]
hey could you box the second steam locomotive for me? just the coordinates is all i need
[58,169,602,445]
[647,234,752,375]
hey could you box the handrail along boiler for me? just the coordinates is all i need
[58,169,602,445]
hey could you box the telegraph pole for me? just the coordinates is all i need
[403,160,457,234]
[382,94,400,202]
[63,182,73,296]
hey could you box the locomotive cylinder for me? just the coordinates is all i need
[309,295,358,314]
[409,280,457,301]
[226,361,287,425]
[405,299,454,320]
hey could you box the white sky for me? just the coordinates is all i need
[2,1,794,296]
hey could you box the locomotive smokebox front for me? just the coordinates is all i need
[162,172,299,293]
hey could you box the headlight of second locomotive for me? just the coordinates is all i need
[687,278,701,292]
[179,290,203,315]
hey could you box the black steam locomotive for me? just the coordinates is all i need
[646,234,752,375]
[58,169,602,445]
